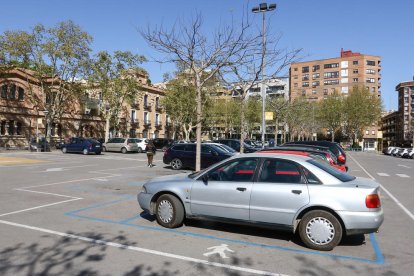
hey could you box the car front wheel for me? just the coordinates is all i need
[121,147,127,154]
[62,147,67,153]
[137,147,143,153]
[83,148,89,155]
[155,194,184,228]
[171,158,183,170]
[299,210,342,251]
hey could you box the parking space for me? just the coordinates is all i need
[0,150,413,275]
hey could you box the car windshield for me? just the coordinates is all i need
[307,159,355,182]
[87,139,100,144]
[215,144,236,153]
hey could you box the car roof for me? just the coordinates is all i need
[229,152,313,162]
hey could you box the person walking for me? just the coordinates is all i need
[145,140,156,167]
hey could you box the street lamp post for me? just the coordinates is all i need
[43,110,49,152]
[105,104,111,143]
[252,2,276,148]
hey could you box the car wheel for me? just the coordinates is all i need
[299,210,342,251]
[162,146,168,152]
[121,147,127,154]
[155,194,184,228]
[83,148,89,155]
[62,147,67,154]
[171,158,183,170]
[102,146,107,152]
[137,147,143,153]
[96,151,101,155]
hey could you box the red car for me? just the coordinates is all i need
[259,150,347,172]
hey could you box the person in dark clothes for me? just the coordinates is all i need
[145,140,156,167]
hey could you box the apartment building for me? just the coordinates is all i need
[381,110,399,146]
[0,67,170,148]
[395,80,414,145]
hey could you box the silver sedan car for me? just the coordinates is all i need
[137,153,383,251]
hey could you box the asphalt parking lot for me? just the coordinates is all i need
[0,150,413,275]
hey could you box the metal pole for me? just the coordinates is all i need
[261,11,266,148]
[105,111,110,143]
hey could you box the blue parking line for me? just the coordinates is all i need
[118,214,142,224]
[64,198,385,265]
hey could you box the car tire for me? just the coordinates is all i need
[137,147,143,153]
[102,146,107,152]
[171,158,183,170]
[96,151,101,155]
[162,146,168,152]
[155,194,184,228]
[83,148,89,155]
[121,147,127,154]
[62,147,67,154]
[299,210,342,251]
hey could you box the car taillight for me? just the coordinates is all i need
[164,148,170,157]
[366,194,381,208]
[338,155,346,163]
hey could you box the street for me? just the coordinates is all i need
[0,150,413,276]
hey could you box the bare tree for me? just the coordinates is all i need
[141,13,264,171]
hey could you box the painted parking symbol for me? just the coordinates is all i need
[203,244,235,259]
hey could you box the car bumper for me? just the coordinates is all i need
[138,192,153,214]
[338,209,384,235]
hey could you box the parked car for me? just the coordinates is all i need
[244,140,261,149]
[163,143,235,170]
[102,137,139,153]
[384,147,397,155]
[206,142,237,154]
[397,148,411,158]
[135,138,149,153]
[138,153,383,251]
[391,147,402,156]
[152,138,174,151]
[283,141,347,165]
[62,137,102,155]
[407,149,414,159]
[259,146,347,172]
[215,139,257,153]
[29,138,51,152]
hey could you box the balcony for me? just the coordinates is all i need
[130,119,139,128]
[155,105,163,112]
[155,120,163,129]
[143,120,151,128]
[131,102,140,110]
[143,103,152,111]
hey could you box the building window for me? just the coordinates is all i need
[312,65,320,72]
[324,63,339,69]
[1,121,5,135]
[366,69,376,74]
[18,87,24,101]
[365,130,369,135]
[323,79,339,85]
[155,97,159,109]
[144,112,149,124]
[129,128,136,138]
[366,60,376,66]
[143,94,148,107]
[8,120,15,135]
[293,67,298,72]
[353,69,358,74]
[323,71,339,79]
[302,66,309,73]
[9,84,16,100]
[312,73,320,79]
[312,90,317,95]
[143,130,148,138]
[323,89,328,95]
[353,78,358,83]
[341,61,348,68]
[371,130,375,135]
[1,84,7,99]
[341,87,349,94]
[302,82,309,87]
[293,75,298,79]
[371,87,376,92]
[353,60,358,65]
[302,74,309,81]
[312,81,320,87]
[366,78,375,83]
[131,110,136,123]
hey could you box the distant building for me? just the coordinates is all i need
[395,79,414,145]
[381,110,399,146]
[231,77,289,102]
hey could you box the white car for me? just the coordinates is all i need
[135,138,149,153]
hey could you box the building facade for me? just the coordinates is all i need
[289,49,382,150]
[395,80,414,145]
[381,110,399,146]
[0,68,170,148]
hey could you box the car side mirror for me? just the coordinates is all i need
[201,174,208,184]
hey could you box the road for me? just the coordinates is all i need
[0,150,413,275]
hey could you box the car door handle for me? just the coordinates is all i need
[236,187,247,192]
[291,190,302,195]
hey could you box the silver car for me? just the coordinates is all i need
[103,137,139,153]
[138,153,383,251]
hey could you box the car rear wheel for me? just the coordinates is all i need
[83,148,89,155]
[121,147,127,154]
[171,158,183,170]
[299,210,342,251]
[155,194,184,228]
[137,147,143,153]
[62,147,67,153]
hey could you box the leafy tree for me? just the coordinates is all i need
[316,91,344,142]
[0,20,92,140]
[267,95,289,144]
[342,86,382,145]
[87,51,146,141]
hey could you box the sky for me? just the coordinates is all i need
[1,0,413,110]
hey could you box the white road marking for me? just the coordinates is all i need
[0,219,286,276]
[377,173,390,177]
[349,154,414,221]
[44,165,97,172]
[396,174,410,178]
[203,244,235,259]
[46,168,64,172]
[398,164,411,169]
[0,198,81,217]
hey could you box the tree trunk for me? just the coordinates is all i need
[239,102,246,154]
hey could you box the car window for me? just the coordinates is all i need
[217,144,236,153]
[302,166,321,184]
[210,145,228,154]
[201,145,213,154]
[208,158,258,182]
[259,159,303,184]
[185,144,196,152]
[172,145,186,151]
[307,159,355,182]
[107,138,115,143]
[135,139,142,143]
